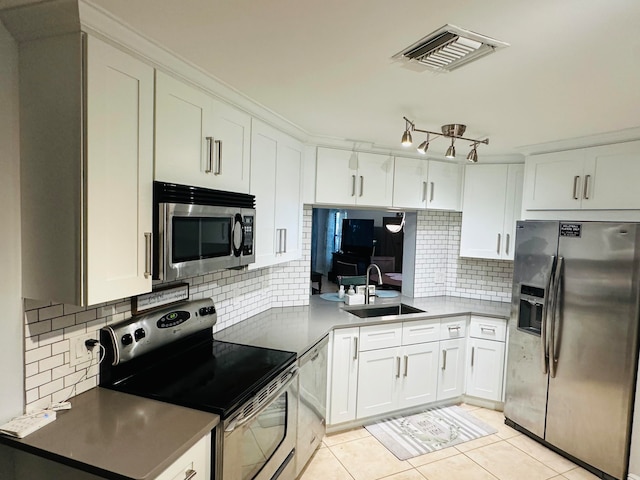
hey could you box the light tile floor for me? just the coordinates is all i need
[299,405,600,480]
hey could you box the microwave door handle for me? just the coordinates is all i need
[549,256,564,378]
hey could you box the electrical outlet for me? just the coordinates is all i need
[69,333,98,367]
[435,271,446,285]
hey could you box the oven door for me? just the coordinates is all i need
[159,203,243,280]
[222,371,298,480]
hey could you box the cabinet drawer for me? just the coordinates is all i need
[440,316,467,339]
[469,316,507,342]
[402,318,440,345]
[359,323,402,351]
[155,434,210,480]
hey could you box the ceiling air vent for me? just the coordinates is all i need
[393,24,509,73]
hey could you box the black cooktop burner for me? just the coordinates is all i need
[101,334,296,418]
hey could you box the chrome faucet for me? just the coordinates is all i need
[365,263,383,304]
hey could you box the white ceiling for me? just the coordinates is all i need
[55,1,640,156]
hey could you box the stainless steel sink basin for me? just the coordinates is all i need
[345,303,425,318]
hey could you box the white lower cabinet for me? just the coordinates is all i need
[327,314,508,428]
[466,316,507,402]
[437,338,466,400]
[328,327,360,425]
[155,434,210,480]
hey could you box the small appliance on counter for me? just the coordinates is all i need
[154,181,256,280]
[100,298,298,480]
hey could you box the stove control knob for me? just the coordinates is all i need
[134,328,146,342]
[121,333,133,346]
[199,307,208,316]
[207,306,216,315]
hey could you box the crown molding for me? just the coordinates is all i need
[517,126,640,156]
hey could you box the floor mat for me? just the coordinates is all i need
[365,405,497,460]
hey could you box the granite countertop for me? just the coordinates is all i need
[0,388,219,480]
[216,294,511,356]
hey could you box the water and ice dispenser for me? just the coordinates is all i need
[518,284,545,335]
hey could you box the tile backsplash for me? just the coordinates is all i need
[21,206,511,412]
[414,210,513,302]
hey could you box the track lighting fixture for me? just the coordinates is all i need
[400,117,489,162]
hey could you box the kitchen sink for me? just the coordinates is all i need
[345,303,425,318]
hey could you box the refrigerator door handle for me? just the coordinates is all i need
[541,255,557,374]
[549,256,564,378]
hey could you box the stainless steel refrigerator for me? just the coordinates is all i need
[505,220,640,480]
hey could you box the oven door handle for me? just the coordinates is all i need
[224,367,298,433]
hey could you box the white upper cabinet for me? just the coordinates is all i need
[460,164,524,260]
[250,119,303,269]
[315,148,394,207]
[85,36,154,305]
[155,71,251,193]
[392,157,462,210]
[20,33,153,306]
[522,141,640,211]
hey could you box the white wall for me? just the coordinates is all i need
[0,20,24,422]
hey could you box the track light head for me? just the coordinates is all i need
[401,129,412,146]
[445,139,456,159]
[467,146,478,162]
[417,133,430,154]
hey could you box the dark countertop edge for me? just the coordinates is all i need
[0,389,220,480]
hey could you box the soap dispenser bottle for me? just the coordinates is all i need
[347,285,355,296]
[338,285,345,299]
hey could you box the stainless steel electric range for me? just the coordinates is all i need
[99,298,298,480]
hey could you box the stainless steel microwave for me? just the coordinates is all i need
[153,182,255,281]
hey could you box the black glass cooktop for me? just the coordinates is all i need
[101,336,296,418]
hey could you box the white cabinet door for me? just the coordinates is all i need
[582,141,640,210]
[85,36,153,305]
[328,328,359,425]
[315,148,358,205]
[155,73,251,193]
[460,164,523,260]
[392,156,429,209]
[274,138,303,263]
[210,98,251,193]
[437,338,466,401]
[154,70,213,188]
[522,149,584,210]
[315,148,393,207]
[155,434,210,480]
[398,342,439,409]
[250,120,303,269]
[356,152,395,207]
[426,161,463,211]
[466,338,505,402]
[357,347,400,419]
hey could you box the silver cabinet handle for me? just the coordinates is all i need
[396,356,401,378]
[359,176,364,197]
[442,350,447,370]
[351,175,356,197]
[422,181,427,202]
[144,232,152,279]
[430,181,435,202]
[404,355,408,377]
[353,337,358,360]
[214,139,222,175]
[471,346,475,367]
[282,228,287,253]
[448,325,461,331]
[583,174,591,199]
[572,175,581,200]
[497,233,501,255]
[205,136,214,173]
[506,233,510,256]
[480,326,496,334]
[184,469,197,480]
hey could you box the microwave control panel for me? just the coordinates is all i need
[243,216,254,254]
